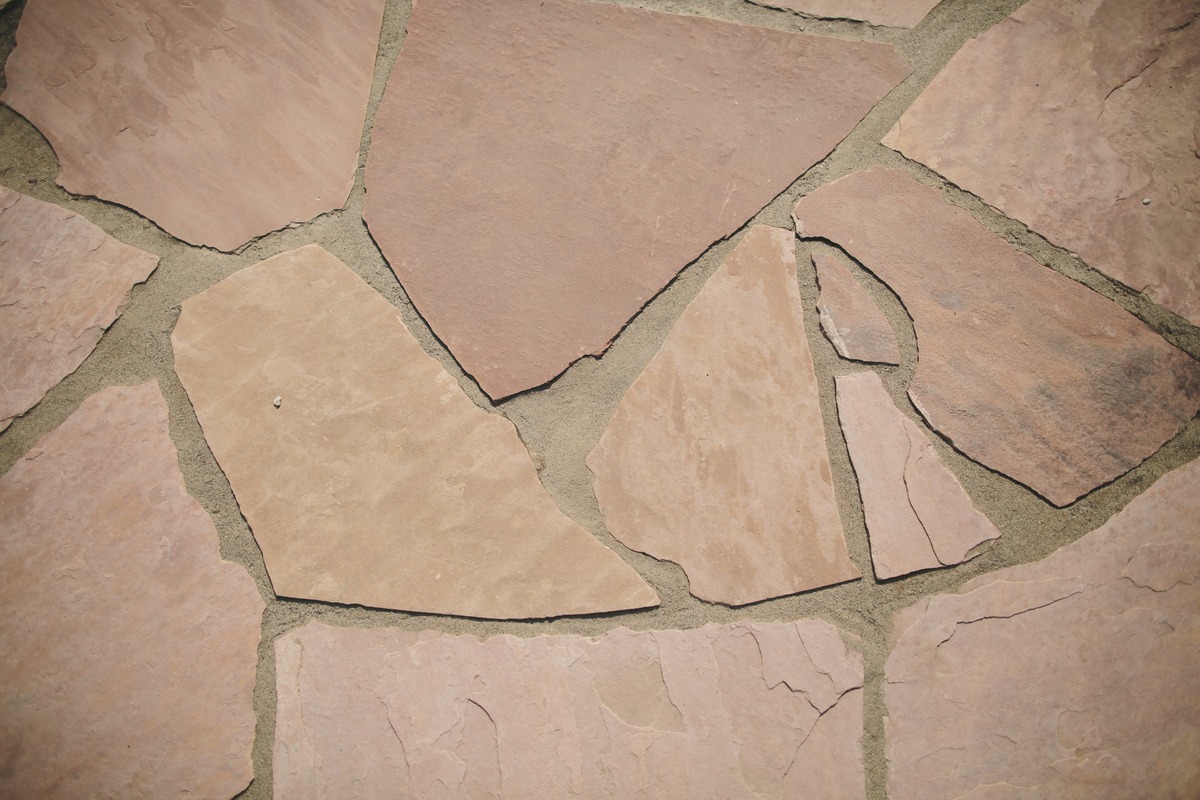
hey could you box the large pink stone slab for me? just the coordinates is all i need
[835,372,1000,579]
[814,244,901,365]
[793,167,1200,507]
[275,619,865,799]
[588,226,859,605]
[0,187,157,431]
[364,0,911,400]
[1,0,386,251]
[0,382,263,799]
[172,244,657,618]
[756,0,939,27]
[886,456,1200,799]
[884,0,1200,325]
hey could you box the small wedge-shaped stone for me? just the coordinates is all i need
[275,619,865,799]
[364,0,911,399]
[2,0,386,251]
[884,0,1200,325]
[0,382,263,799]
[886,456,1200,799]
[172,245,656,618]
[755,0,940,28]
[794,167,1200,507]
[588,226,858,605]
[836,372,1000,579]
[813,245,901,364]
[0,187,157,431]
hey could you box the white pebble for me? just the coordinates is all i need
[1142,198,1151,205]
[273,395,282,408]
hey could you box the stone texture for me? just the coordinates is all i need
[1,0,386,251]
[364,0,911,400]
[0,186,157,431]
[754,0,939,27]
[886,456,1200,799]
[884,0,1200,325]
[813,244,901,365]
[793,167,1200,507]
[0,382,263,799]
[835,372,1000,579]
[172,244,657,618]
[588,226,859,605]
[275,619,865,799]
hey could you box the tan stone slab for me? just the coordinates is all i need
[755,0,939,27]
[588,226,858,605]
[0,186,157,431]
[794,167,1200,507]
[835,372,1000,579]
[172,244,657,618]
[886,456,1200,799]
[0,382,263,799]
[814,244,901,365]
[275,619,865,799]
[364,0,911,400]
[1,0,385,251]
[884,0,1200,325]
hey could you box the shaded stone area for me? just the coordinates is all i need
[814,244,901,365]
[754,0,939,28]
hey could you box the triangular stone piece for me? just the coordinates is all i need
[813,244,901,364]
[172,245,657,618]
[753,0,940,28]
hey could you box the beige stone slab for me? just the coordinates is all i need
[814,244,901,365]
[274,619,865,799]
[364,0,911,399]
[1,0,385,251]
[0,382,263,799]
[755,0,939,27]
[172,244,657,618]
[793,167,1200,507]
[588,226,859,605]
[886,456,1200,799]
[884,0,1200,324]
[0,186,157,431]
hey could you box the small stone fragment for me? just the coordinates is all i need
[272,395,282,408]
[753,0,940,28]
[813,244,901,364]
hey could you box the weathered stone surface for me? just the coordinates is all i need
[754,0,939,27]
[588,226,858,605]
[884,0,1200,325]
[813,245,901,365]
[364,0,911,399]
[275,619,865,799]
[0,187,157,432]
[2,0,386,251]
[0,382,263,799]
[172,245,657,618]
[794,167,1200,507]
[835,372,1000,579]
[886,456,1200,799]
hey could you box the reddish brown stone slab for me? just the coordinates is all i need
[1,0,386,251]
[813,244,901,365]
[794,167,1200,507]
[0,382,263,799]
[364,0,911,399]
[588,226,859,605]
[0,187,157,431]
[886,456,1200,799]
[172,245,656,618]
[755,0,939,27]
[836,372,1000,579]
[884,0,1200,324]
[275,619,865,799]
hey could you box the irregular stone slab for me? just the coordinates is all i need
[364,0,911,399]
[886,456,1200,799]
[813,244,901,364]
[0,187,157,431]
[0,382,263,799]
[275,619,865,799]
[754,0,939,27]
[884,0,1200,324]
[2,0,386,251]
[588,226,858,605]
[835,372,1000,579]
[172,244,657,618]
[793,167,1200,507]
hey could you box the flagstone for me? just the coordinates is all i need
[886,456,1200,800]
[793,167,1200,507]
[364,0,911,399]
[755,0,940,28]
[1,0,386,251]
[0,382,263,800]
[274,619,865,799]
[813,244,901,365]
[588,226,858,606]
[172,244,657,618]
[0,186,157,432]
[884,0,1200,325]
